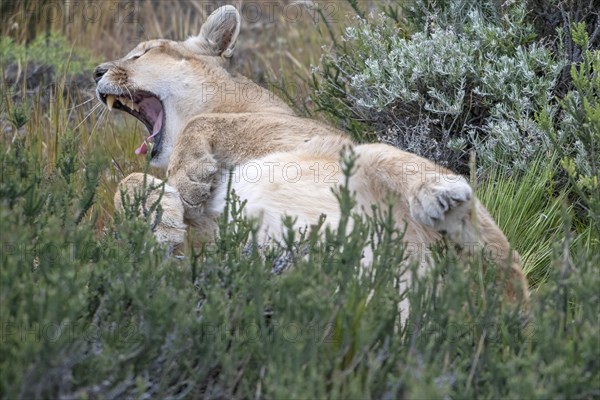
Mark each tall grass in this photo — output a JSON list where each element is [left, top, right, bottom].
[[477, 155, 575, 286]]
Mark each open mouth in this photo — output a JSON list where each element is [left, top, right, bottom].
[[98, 91, 164, 158]]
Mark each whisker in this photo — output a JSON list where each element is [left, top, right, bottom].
[[66, 96, 96, 126], [86, 107, 108, 147], [68, 96, 96, 110], [72, 102, 102, 132], [92, 108, 108, 136], [124, 86, 134, 102], [96, 108, 108, 132]]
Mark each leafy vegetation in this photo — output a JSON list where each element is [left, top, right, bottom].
[[1, 134, 598, 398], [1, 0, 598, 398], [541, 22, 600, 233]]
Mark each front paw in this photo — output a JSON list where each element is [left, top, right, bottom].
[[175, 174, 213, 209], [168, 154, 218, 209], [409, 176, 473, 231]]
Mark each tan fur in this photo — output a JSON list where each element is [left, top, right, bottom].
[[97, 6, 528, 313]]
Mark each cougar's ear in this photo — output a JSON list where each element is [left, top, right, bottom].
[[186, 5, 241, 58]]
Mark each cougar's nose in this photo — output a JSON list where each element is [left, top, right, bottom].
[[93, 65, 109, 84]]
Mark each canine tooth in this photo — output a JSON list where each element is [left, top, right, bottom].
[[106, 95, 115, 110]]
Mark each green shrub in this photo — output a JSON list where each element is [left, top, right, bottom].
[[1, 134, 599, 398], [540, 22, 600, 233]]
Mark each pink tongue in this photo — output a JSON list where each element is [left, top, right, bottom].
[[134, 142, 148, 156], [135, 110, 163, 155]]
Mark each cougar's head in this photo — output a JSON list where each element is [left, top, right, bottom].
[[94, 5, 241, 168]]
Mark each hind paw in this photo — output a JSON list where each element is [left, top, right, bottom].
[[409, 176, 473, 232]]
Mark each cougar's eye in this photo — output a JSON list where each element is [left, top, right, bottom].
[[130, 49, 148, 60], [130, 46, 159, 60]]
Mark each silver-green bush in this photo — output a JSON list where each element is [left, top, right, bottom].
[[314, 4, 566, 174]]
